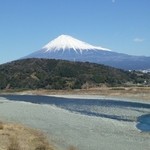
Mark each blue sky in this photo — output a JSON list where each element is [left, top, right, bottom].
[[0, 0, 150, 64]]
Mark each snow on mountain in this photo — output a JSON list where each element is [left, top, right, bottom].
[[24, 34, 150, 70], [42, 34, 111, 53]]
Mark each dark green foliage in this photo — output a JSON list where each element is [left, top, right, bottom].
[[0, 58, 150, 90]]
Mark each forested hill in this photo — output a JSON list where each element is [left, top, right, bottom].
[[0, 58, 149, 90]]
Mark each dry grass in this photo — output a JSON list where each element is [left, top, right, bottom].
[[8, 136, 20, 150], [0, 121, 4, 130], [0, 122, 55, 150], [68, 145, 78, 150], [2, 86, 150, 101], [20, 87, 150, 101]]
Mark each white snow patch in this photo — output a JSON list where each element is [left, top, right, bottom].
[[42, 35, 111, 53]]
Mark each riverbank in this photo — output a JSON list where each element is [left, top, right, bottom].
[[0, 92, 149, 150], [2, 87, 150, 101], [0, 121, 55, 150]]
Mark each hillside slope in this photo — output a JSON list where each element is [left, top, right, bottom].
[[0, 58, 150, 90]]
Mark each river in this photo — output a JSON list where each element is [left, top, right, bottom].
[[0, 94, 149, 150]]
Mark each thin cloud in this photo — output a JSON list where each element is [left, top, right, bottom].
[[133, 38, 144, 42], [112, 0, 116, 3]]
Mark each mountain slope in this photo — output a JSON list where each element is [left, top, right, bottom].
[[25, 35, 150, 70], [1, 58, 149, 90]]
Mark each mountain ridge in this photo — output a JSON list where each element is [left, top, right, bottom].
[[24, 35, 150, 70], [1, 58, 150, 90]]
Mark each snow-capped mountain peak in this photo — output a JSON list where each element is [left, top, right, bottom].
[[24, 34, 150, 70], [42, 34, 110, 53]]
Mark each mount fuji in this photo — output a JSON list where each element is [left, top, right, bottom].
[[25, 35, 150, 70]]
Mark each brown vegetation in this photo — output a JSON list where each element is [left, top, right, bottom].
[[68, 145, 78, 150], [0, 121, 3, 130], [14, 86, 150, 101], [0, 122, 55, 150]]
